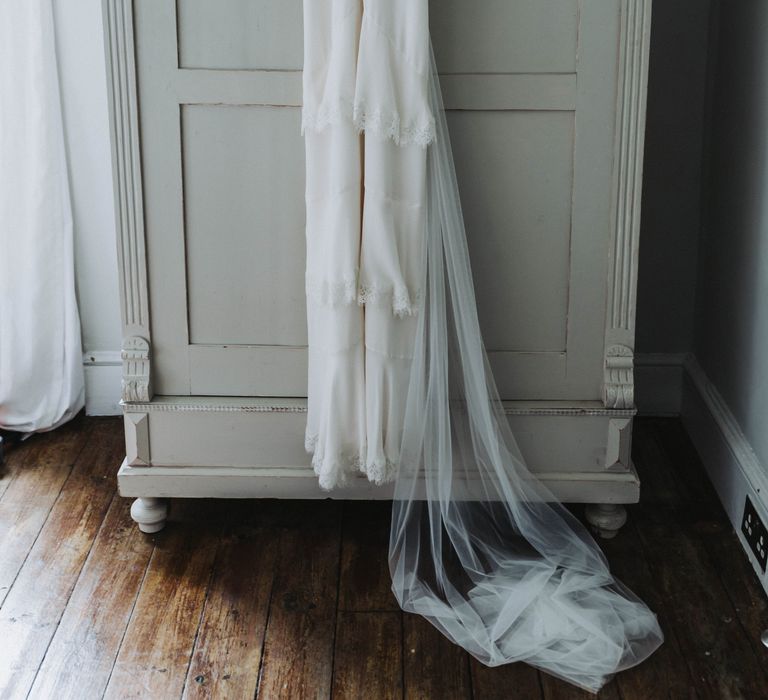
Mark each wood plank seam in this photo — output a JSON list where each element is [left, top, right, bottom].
[[179, 530, 224, 697], [100, 537, 158, 695], [253, 542, 279, 699], [25, 488, 122, 695], [0, 435, 89, 613]]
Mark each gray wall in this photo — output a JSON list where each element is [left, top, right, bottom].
[[636, 0, 714, 354], [693, 1, 768, 468]]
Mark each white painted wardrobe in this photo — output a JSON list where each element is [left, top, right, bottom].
[[103, 0, 653, 535]]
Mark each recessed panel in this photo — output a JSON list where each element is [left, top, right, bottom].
[[431, 0, 579, 74], [182, 104, 307, 347], [448, 110, 574, 352], [177, 0, 303, 70]]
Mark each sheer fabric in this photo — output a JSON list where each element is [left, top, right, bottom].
[[388, 43, 664, 694], [302, 1, 664, 692]]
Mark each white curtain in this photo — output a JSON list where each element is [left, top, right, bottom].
[[0, 0, 85, 434]]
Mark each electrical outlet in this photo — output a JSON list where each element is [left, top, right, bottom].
[[741, 495, 768, 573]]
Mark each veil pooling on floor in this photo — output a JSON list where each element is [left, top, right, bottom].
[[387, 44, 664, 693], [300, 1, 664, 692]]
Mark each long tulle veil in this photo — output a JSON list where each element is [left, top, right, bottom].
[[388, 42, 665, 694]]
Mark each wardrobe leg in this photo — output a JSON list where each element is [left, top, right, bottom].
[[130, 497, 168, 533], [585, 503, 627, 539]]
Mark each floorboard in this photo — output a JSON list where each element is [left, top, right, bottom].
[[332, 611, 402, 699], [28, 495, 154, 700], [338, 500, 399, 613], [0, 415, 765, 700], [470, 659, 542, 700], [0, 418, 121, 698], [256, 500, 342, 700], [403, 614, 472, 699], [182, 500, 279, 700], [102, 499, 225, 700], [0, 414, 90, 609]]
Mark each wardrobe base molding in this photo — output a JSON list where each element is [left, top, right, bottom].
[[119, 396, 640, 534], [117, 459, 640, 504], [119, 397, 636, 473]]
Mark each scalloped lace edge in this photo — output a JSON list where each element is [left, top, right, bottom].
[[305, 275, 359, 306], [306, 276, 421, 318], [352, 101, 435, 148], [301, 100, 436, 148], [305, 432, 398, 491], [357, 284, 421, 318]]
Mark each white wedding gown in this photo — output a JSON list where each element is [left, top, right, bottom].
[[301, 0, 664, 692], [302, 0, 432, 488]]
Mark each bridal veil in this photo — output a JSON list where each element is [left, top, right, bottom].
[[301, 0, 664, 692]]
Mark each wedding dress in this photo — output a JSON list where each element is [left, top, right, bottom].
[[302, 0, 664, 692], [302, 0, 431, 488]]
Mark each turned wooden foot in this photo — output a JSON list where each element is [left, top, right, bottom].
[[585, 503, 627, 539], [130, 497, 168, 533]]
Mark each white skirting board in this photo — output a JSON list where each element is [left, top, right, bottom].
[[638, 351, 768, 595], [82, 351, 123, 416], [680, 354, 768, 596]]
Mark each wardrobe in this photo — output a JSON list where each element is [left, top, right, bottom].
[[103, 0, 653, 535]]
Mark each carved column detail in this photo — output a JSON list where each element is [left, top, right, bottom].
[[122, 336, 151, 402], [103, 0, 153, 375], [603, 344, 634, 410], [602, 0, 652, 410]]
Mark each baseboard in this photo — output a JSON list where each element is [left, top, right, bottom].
[[681, 353, 768, 595], [593, 350, 768, 594], [83, 351, 122, 416]]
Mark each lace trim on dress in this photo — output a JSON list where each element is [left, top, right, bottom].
[[301, 100, 435, 148], [305, 274, 359, 306], [365, 455, 398, 486], [357, 283, 421, 317], [305, 432, 398, 490], [352, 101, 435, 148], [300, 100, 353, 138], [306, 274, 421, 317]]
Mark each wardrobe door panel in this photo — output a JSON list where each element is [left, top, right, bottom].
[[431, 0, 579, 73], [448, 110, 572, 348], [433, 0, 622, 400], [134, 0, 633, 401], [177, 0, 303, 70], [135, 0, 306, 396], [182, 105, 306, 348]]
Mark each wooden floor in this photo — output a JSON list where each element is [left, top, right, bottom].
[[0, 414, 766, 699]]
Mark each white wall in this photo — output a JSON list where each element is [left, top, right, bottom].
[[53, 0, 123, 414]]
